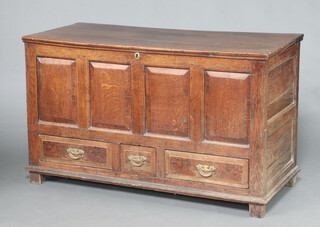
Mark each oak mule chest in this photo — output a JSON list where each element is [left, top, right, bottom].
[[23, 23, 303, 218]]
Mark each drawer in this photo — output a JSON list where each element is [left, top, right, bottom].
[[165, 150, 249, 188], [39, 135, 114, 169], [120, 145, 156, 177]]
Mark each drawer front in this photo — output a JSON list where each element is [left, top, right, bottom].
[[120, 145, 156, 176], [39, 135, 114, 169], [165, 150, 249, 188]]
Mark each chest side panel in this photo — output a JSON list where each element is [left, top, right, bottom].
[[265, 44, 300, 191]]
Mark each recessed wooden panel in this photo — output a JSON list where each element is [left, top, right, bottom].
[[268, 59, 294, 103], [165, 150, 249, 188], [267, 58, 295, 119], [267, 85, 294, 119], [266, 106, 295, 185], [120, 145, 156, 177], [90, 62, 131, 131], [37, 57, 77, 124], [205, 71, 250, 144], [39, 135, 114, 169], [266, 119, 293, 180], [145, 67, 190, 137]]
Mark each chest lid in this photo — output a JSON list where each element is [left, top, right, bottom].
[[22, 22, 303, 60]]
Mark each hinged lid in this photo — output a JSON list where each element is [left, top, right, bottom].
[[22, 23, 303, 60]]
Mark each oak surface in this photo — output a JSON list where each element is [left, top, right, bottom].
[[39, 135, 114, 170], [204, 71, 251, 144], [90, 62, 132, 131], [145, 67, 190, 138], [120, 145, 157, 177], [23, 23, 303, 218], [37, 57, 77, 125], [22, 23, 303, 59], [165, 150, 249, 188]]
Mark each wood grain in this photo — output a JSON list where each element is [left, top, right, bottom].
[[189, 66, 204, 143], [120, 145, 157, 177], [205, 71, 251, 144], [267, 85, 294, 119], [248, 61, 267, 198], [249, 204, 266, 218], [22, 23, 303, 59], [25, 43, 39, 165], [37, 161, 250, 195], [25, 165, 263, 204], [131, 60, 145, 134], [165, 150, 249, 188], [37, 123, 249, 158], [265, 43, 300, 192], [77, 59, 90, 128], [90, 62, 132, 131], [23, 23, 303, 218], [39, 135, 114, 170], [266, 105, 296, 191], [37, 57, 77, 124], [268, 58, 294, 103], [266, 118, 293, 180], [29, 172, 46, 184], [145, 67, 190, 138]]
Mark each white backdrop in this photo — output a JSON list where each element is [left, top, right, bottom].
[[0, 0, 319, 226]]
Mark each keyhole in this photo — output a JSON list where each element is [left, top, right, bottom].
[[134, 52, 140, 60]]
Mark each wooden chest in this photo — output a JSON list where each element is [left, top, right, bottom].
[[22, 23, 303, 218]]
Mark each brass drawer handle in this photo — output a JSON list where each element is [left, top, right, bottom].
[[196, 164, 216, 177], [67, 148, 84, 160], [128, 155, 147, 167]]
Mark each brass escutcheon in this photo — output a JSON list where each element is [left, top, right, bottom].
[[134, 52, 140, 60], [128, 155, 147, 167], [196, 164, 216, 177], [67, 148, 84, 160]]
